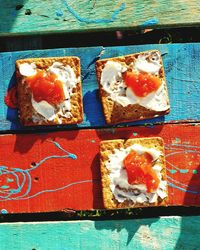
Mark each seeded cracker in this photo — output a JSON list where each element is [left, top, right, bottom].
[[96, 50, 170, 124], [16, 57, 83, 126], [100, 137, 168, 209]]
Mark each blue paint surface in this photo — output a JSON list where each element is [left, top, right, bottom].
[[168, 182, 200, 194], [0, 43, 200, 132], [179, 169, 189, 174], [141, 18, 159, 27], [55, 10, 64, 17], [0, 217, 200, 250], [0, 141, 80, 201], [167, 175, 198, 190], [169, 169, 177, 174], [6, 178, 14, 183], [1, 209, 8, 214], [166, 143, 200, 194], [61, 0, 126, 24], [11, 10, 17, 17]]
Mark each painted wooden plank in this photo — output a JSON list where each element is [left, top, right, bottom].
[[0, 216, 200, 250], [1, 43, 200, 132], [0, 123, 199, 214], [1, 1, 200, 36]]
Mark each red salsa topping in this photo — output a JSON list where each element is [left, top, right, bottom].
[[123, 150, 160, 193], [124, 71, 161, 97], [4, 86, 18, 109], [26, 71, 65, 105]]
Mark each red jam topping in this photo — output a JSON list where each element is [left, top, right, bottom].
[[124, 71, 161, 97], [123, 150, 160, 193], [4, 86, 18, 109], [26, 71, 65, 105]]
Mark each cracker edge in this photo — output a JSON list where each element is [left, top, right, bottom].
[[16, 56, 84, 126], [95, 50, 170, 124], [100, 137, 168, 209]]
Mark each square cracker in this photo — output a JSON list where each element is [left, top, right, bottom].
[[16, 57, 83, 126], [96, 50, 170, 124], [100, 137, 168, 209]]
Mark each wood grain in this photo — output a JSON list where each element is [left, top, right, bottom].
[[0, 217, 200, 250], [1, 43, 200, 132], [0, 123, 199, 213], [1, 1, 200, 36]]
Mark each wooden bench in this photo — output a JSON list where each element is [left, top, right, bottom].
[[0, 1, 200, 249]]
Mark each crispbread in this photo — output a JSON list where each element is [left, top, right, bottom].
[[100, 137, 168, 209], [96, 50, 170, 124], [16, 57, 83, 126]]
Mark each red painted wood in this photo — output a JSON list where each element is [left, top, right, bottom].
[[0, 124, 199, 213]]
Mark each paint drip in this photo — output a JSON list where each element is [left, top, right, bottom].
[[4, 86, 18, 109], [1, 209, 8, 214], [0, 141, 78, 201], [141, 18, 159, 27], [61, 0, 126, 24]]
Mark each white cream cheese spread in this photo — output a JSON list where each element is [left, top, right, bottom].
[[100, 51, 169, 112], [31, 98, 56, 121], [134, 52, 161, 75], [105, 144, 167, 204], [19, 63, 37, 77], [100, 61, 127, 94], [19, 62, 79, 122]]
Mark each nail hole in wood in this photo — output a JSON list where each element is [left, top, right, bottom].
[[34, 177, 39, 182]]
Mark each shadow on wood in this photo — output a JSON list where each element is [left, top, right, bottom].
[[176, 163, 200, 249], [94, 217, 158, 246], [0, 1, 27, 33]]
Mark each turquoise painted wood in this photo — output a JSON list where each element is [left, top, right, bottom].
[[0, 43, 200, 131], [1, 1, 200, 36], [0, 216, 199, 250]]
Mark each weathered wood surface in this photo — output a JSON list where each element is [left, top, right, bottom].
[[0, 216, 200, 250], [1, 1, 200, 36], [0, 123, 199, 214], [1, 43, 200, 132]]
